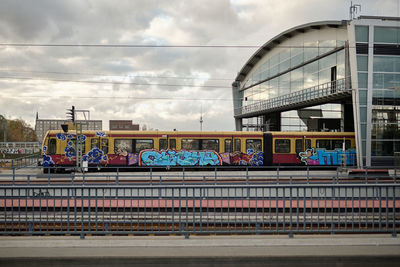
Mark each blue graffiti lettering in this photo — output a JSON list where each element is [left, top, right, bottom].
[[300, 148, 356, 166], [140, 150, 221, 166]]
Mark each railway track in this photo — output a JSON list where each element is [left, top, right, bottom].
[[1, 182, 398, 236], [1, 204, 398, 235]]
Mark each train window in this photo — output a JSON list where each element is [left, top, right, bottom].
[[202, 139, 219, 152], [159, 139, 167, 150], [295, 139, 311, 154], [332, 140, 343, 149], [345, 140, 351, 149], [114, 139, 132, 154], [101, 139, 109, 154], [169, 139, 176, 150], [234, 139, 241, 152], [305, 139, 311, 149], [181, 139, 200, 150], [91, 139, 99, 149], [48, 139, 56, 155], [246, 139, 262, 153], [295, 139, 303, 155], [275, 139, 290, 153], [317, 140, 330, 150], [135, 139, 154, 153], [333, 140, 352, 149], [70, 139, 86, 154], [224, 139, 232, 153], [317, 140, 351, 150]]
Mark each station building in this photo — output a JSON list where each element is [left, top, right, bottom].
[[109, 120, 140, 131], [35, 117, 102, 144], [232, 16, 400, 167]]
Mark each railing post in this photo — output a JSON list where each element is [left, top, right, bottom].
[[246, 166, 249, 184], [277, 166, 279, 184], [393, 186, 397, 238], [150, 167, 153, 181], [11, 159, 14, 178], [288, 186, 293, 238]]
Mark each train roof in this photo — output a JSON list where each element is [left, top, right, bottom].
[[44, 130, 354, 137]]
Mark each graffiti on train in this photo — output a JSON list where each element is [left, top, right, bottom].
[[299, 148, 356, 165], [220, 151, 264, 166], [140, 149, 222, 166], [83, 148, 108, 164]]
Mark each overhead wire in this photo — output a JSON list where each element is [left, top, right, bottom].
[[0, 69, 233, 81], [0, 94, 233, 101], [0, 43, 385, 49], [0, 75, 231, 89]]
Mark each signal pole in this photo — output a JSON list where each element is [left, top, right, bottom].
[[66, 105, 83, 172]]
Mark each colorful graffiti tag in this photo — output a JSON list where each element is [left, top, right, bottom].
[[44, 134, 265, 167], [220, 151, 264, 166], [83, 148, 108, 164], [299, 148, 356, 166], [42, 145, 55, 167], [139, 150, 263, 167], [140, 150, 222, 166]]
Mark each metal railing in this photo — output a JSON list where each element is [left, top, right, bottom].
[[2, 165, 400, 185], [2, 165, 399, 185], [11, 154, 41, 170], [0, 142, 41, 154], [235, 78, 352, 117], [0, 183, 398, 237]]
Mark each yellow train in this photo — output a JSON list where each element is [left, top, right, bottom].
[[41, 130, 356, 168]]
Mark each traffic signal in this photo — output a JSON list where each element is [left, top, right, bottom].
[[66, 106, 75, 122], [61, 124, 68, 133]]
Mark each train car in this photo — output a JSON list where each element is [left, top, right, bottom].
[[41, 130, 356, 170], [267, 131, 356, 166]]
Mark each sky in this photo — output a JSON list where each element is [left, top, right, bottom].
[[0, 0, 399, 131]]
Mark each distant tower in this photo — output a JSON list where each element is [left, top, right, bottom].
[[200, 105, 203, 131]]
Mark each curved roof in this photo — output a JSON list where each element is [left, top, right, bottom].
[[233, 20, 348, 84]]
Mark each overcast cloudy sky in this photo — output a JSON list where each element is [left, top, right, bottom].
[[0, 0, 398, 131]]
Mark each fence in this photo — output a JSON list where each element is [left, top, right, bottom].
[[0, 142, 40, 155], [2, 165, 399, 185], [0, 183, 398, 237]]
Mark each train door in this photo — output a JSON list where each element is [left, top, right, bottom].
[[91, 137, 109, 154], [234, 138, 241, 152], [159, 138, 167, 150], [263, 133, 273, 166], [295, 138, 311, 163], [48, 138, 57, 155], [224, 139, 232, 153]]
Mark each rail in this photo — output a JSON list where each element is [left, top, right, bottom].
[[11, 154, 41, 170], [234, 77, 352, 117], [2, 165, 399, 185], [0, 183, 398, 238]]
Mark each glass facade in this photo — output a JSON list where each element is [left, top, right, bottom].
[[372, 27, 400, 160], [234, 18, 400, 166], [241, 41, 345, 108], [281, 104, 343, 132], [354, 23, 400, 165]]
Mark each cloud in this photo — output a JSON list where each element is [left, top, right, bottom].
[[0, 0, 398, 131]]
